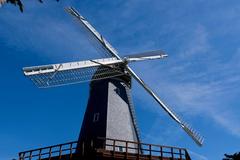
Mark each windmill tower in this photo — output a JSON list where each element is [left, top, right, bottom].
[[77, 67, 140, 153], [19, 7, 203, 160]]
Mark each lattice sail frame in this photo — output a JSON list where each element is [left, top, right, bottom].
[[23, 52, 167, 88], [23, 57, 125, 88]]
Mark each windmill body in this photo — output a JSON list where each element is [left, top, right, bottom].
[[19, 7, 204, 160], [78, 71, 140, 153]]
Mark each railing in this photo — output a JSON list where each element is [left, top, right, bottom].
[[19, 137, 191, 160], [100, 138, 191, 160], [19, 141, 77, 160]]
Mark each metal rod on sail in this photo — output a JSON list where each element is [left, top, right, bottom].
[[23, 57, 122, 76]]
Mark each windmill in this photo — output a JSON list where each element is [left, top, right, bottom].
[[20, 7, 203, 160]]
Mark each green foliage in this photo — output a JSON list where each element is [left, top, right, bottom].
[[2, 0, 59, 12], [223, 152, 240, 160]]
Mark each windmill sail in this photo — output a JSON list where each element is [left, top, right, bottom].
[[22, 53, 167, 88], [66, 7, 121, 59], [66, 7, 204, 146], [126, 67, 204, 146], [23, 57, 125, 88]]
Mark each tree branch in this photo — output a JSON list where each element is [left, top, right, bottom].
[[0, 0, 59, 12]]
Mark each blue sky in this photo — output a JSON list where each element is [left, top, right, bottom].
[[0, 0, 240, 159]]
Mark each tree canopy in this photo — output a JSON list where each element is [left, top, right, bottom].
[[223, 152, 240, 160], [0, 0, 59, 12]]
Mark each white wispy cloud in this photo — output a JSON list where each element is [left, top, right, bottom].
[[188, 150, 208, 160], [17, 0, 240, 146], [132, 23, 240, 140], [1, 1, 239, 159], [180, 25, 210, 58], [93, 1, 240, 145]]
